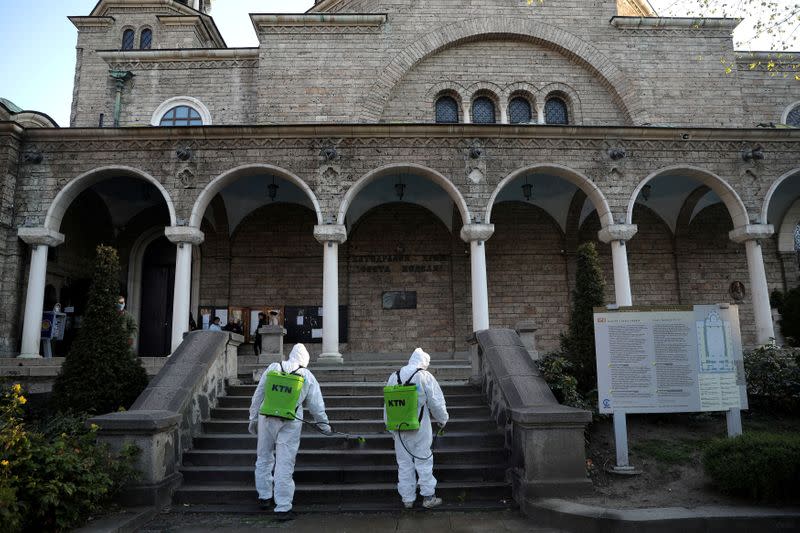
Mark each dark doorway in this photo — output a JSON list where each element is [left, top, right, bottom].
[[139, 236, 175, 356]]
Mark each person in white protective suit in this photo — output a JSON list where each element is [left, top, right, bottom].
[[248, 343, 330, 520], [385, 348, 449, 509]]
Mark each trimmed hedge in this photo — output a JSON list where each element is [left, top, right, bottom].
[[703, 432, 800, 502]]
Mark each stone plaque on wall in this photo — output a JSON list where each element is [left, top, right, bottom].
[[382, 291, 417, 310]]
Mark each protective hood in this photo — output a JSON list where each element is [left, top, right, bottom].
[[407, 347, 430, 370], [287, 343, 310, 368]]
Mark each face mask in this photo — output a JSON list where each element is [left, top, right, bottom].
[[117, 303, 125, 311]]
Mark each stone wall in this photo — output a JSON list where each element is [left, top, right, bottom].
[[0, 127, 23, 356], [68, 0, 799, 129]]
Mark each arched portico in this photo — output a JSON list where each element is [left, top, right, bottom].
[[337, 163, 470, 227], [628, 166, 773, 344], [626, 166, 749, 228], [44, 165, 176, 232], [190, 164, 323, 229], [20, 166, 176, 358], [486, 164, 613, 227]]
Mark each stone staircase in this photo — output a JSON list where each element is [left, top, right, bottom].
[[173, 353, 513, 509]]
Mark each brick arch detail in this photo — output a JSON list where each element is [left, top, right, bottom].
[[362, 16, 643, 125]]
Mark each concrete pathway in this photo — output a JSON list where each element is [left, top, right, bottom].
[[138, 509, 563, 532]]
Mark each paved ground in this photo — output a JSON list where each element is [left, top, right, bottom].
[[138, 509, 563, 532]]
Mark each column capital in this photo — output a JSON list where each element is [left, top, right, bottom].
[[597, 224, 638, 244], [18, 227, 65, 247], [165, 226, 204, 246], [313, 224, 347, 245], [460, 223, 495, 243], [729, 224, 774, 244]]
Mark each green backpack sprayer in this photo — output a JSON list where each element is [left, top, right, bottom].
[[258, 362, 366, 446], [384, 368, 444, 460]]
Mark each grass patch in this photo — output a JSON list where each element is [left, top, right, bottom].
[[632, 438, 708, 465]]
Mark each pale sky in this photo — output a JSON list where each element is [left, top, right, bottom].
[[0, 0, 790, 127]]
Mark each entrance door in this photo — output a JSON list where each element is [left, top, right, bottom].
[[139, 236, 175, 356]]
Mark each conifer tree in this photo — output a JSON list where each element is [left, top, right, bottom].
[[53, 245, 148, 414], [560, 241, 606, 393]]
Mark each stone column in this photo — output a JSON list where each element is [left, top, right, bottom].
[[165, 226, 204, 353], [17, 228, 65, 358], [314, 224, 347, 364], [598, 224, 638, 307], [730, 224, 776, 345], [461, 224, 495, 332]]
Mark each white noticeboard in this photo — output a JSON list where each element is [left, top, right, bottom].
[[594, 304, 748, 415]]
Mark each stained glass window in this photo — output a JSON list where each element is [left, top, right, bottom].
[[787, 105, 800, 127], [472, 97, 496, 124], [159, 106, 203, 126], [435, 96, 459, 124], [509, 97, 532, 124], [545, 97, 569, 125], [122, 29, 135, 51], [794, 223, 800, 250], [140, 29, 152, 50]]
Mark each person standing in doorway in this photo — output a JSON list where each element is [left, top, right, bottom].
[[253, 312, 267, 355]]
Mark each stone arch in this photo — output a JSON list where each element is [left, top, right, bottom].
[[362, 16, 643, 124], [190, 164, 323, 228], [486, 164, 613, 228], [337, 163, 471, 226], [44, 165, 176, 232], [627, 166, 749, 229], [760, 167, 800, 225]]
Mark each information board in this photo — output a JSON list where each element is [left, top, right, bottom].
[[283, 305, 348, 344], [594, 304, 747, 415]]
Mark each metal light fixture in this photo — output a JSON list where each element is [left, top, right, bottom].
[[267, 176, 279, 201], [395, 176, 406, 201], [641, 184, 652, 201], [521, 178, 533, 202]]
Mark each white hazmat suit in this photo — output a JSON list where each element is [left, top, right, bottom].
[[385, 348, 449, 505], [248, 344, 330, 512]]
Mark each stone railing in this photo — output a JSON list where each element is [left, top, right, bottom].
[[470, 329, 592, 511], [89, 330, 242, 506]]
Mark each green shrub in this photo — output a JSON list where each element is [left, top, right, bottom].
[[744, 344, 800, 412], [536, 353, 592, 410], [53, 245, 147, 415], [0, 384, 139, 532], [703, 432, 800, 502], [560, 241, 606, 393]]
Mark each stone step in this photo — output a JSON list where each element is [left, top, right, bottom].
[[217, 393, 487, 409], [208, 405, 490, 420], [243, 366, 473, 382], [191, 431, 504, 450], [179, 463, 508, 485], [182, 447, 508, 467], [172, 481, 512, 505], [226, 382, 476, 397], [202, 418, 498, 434]]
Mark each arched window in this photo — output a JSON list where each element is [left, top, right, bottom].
[[545, 96, 569, 125], [471, 96, 496, 124], [121, 29, 135, 51], [159, 106, 203, 126], [508, 97, 532, 124], [140, 28, 152, 50], [435, 96, 459, 124], [787, 105, 800, 127]]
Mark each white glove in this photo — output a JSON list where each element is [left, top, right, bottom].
[[317, 423, 332, 435], [248, 420, 258, 435]]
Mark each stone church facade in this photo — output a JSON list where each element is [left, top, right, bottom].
[[1, 0, 799, 361]]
